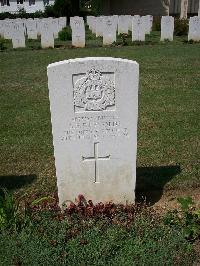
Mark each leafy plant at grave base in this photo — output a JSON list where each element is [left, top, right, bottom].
[[119, 33, 129, 46], [58, 26, 72, 41], [0, 188, 20, 231], [0, 37, 6, 51], [0, 193, 196, 265], [163, 196, 200, 241], [174, 19, 189, 36]]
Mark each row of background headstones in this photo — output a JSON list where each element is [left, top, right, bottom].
[[68, 15, 200, 47], [0, 15, 200, 49], [0, 17, 66, 48]]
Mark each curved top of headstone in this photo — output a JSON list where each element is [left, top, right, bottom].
[[47, 57, 138, 69]]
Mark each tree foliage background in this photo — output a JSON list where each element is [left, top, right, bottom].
[[49, 0, 104, 18]]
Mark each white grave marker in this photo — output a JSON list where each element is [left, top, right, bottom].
[[40, 20, 54, 48], [160, 16, 174, 41], [26, 18, 37, 39], [47, 57, 139, 207], [103, 17, 116, 45], [188, 16, 200, 41], [70, 17, 85, 48], [96, 16, 104, 37], [142, 15, 152, 35], [3, 20, 13, 39], [52, 18, 60, 39], [118, 15, 129, 34], [11, 22, 25, 48], [59, 17, 66, 31], [132, 16, 146, 41]]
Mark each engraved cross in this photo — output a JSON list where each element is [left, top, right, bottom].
[[82, 142, 110, 183]]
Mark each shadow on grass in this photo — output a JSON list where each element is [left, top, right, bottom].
[[136, 165, 181, 205], [0, 175, 36, 191]]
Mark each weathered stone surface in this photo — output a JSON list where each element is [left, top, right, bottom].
[[70, 17, 85, 48], [51, 18, 60, 39], [40, 20, 54, 48], [26, 18, 37, 39], [188, 16, 200, 41], [142, 15, 153, 34], [96, 16, 104, 37], [103, 17, 116, 45], [3, 19, 13, 39], [11, 22, 25, 48], [132, 16, 146, 41], [160, 16, 174, 41], [47, 57, 139, 207], [118, 15, 129, 34], [59, 17, 66, 31]]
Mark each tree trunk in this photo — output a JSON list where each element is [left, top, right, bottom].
[[162, 0, 171, 16], [180, 0, 188, 19], [71, 0, 80, 16]]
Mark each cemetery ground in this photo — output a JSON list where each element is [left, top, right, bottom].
[[0, 31, 200, 264]]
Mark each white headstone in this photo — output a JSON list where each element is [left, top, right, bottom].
[[52, 18, 60, 39], [188, 16, 200, 41], [160, 16, 174, 41], [96, 16, 104, 37], [40, 20, 54, 48], [103, 17, 116, 45], [47, 57, 139, 207], [3, 20, 13, 39], [118, 15, 129, 35], [11, 22, 25, 48], [127, 15, 133, 31], [87, 16, 96, 34], [132, 16, 146, 41], [142, 15, 153, 35], [34, 18, 42, 37], [59, 17, 66, 30], [113, 15, 119, 31], [87, 16, 93, 29], [70, 17, 85, 48], [0, 20, 5, 38], [26, 18, 37, 39]]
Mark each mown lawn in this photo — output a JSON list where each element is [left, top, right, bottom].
[[0, 32, 199, 198], [0, 31, 200, 265]]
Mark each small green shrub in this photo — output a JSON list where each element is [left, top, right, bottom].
[[164, 197, 200, 241], [58, 26, 72, 41], [0, 188, 31, 231], [0, 188, 20, 230], [44, 4, 56, 18], [0, 37, 6, 51], [174, 19, 189, 36], [119, 33, 129, 46], [0, 196, 196, 265]]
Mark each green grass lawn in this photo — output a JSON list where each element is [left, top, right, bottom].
[[0, 31, 200, 265], [0, 31, 199, 198]]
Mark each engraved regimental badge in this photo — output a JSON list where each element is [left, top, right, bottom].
[[74, 69, 115, 112]]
